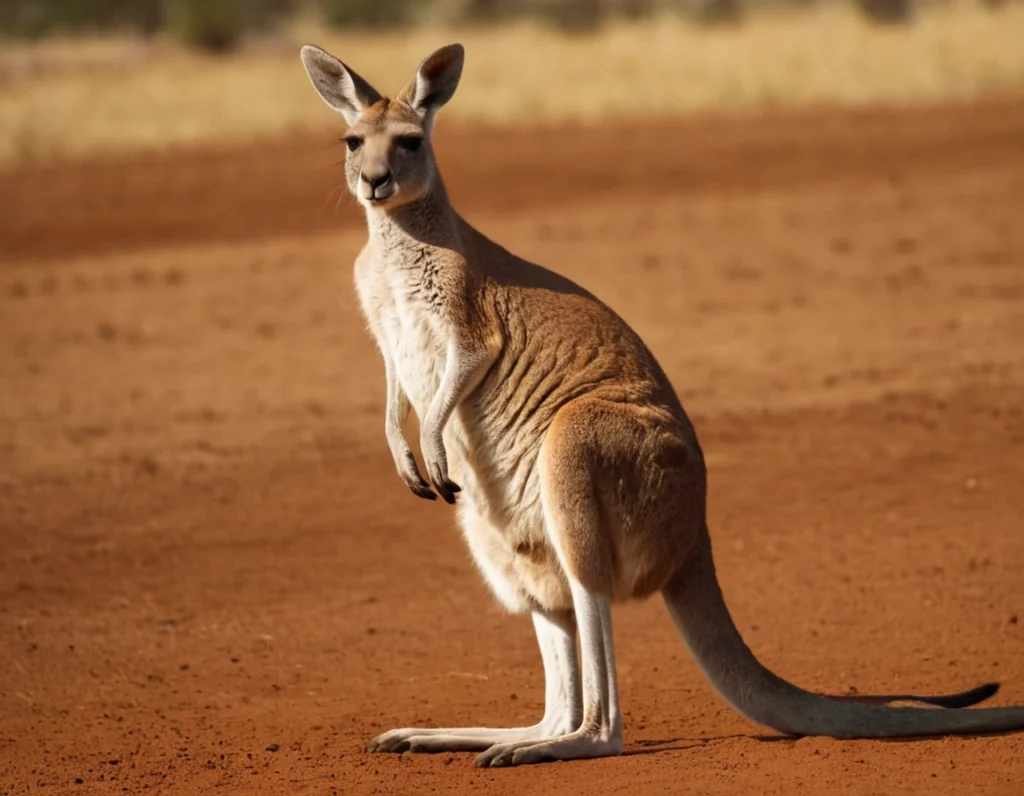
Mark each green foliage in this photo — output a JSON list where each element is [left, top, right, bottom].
[[0, 0, 292, 46], [319, 0, 421, 29], [436, 0, 743, 31], [0, 0, 949, 44], [854, 0, 916, 24], [0, 0, 161, 38], [692, 0, 745, 24], [427, 0, 511, 24], [427, 0, 607, 30], [532, 0, 605, 31], [163, 0, 246, 52]]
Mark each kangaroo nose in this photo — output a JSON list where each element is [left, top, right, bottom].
[[362, 170, 392, 190]]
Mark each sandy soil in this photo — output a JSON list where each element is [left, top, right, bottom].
[[2, 100, 1023, 795]]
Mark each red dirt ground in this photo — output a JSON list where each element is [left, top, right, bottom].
[[2, 100, 1023, 795]]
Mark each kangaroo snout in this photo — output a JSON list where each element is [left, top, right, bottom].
[[360, 169, 394, 201]]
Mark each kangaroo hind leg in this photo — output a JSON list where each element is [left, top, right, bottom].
[[368, 608, 580, 754], [476, 402, 624, 767]]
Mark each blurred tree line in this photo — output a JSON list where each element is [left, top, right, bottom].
[[0, 0, 1013, 50]]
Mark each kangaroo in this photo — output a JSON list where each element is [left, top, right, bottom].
[[299, 43, 1024, 767]]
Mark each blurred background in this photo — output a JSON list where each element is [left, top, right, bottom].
[[3, 2, 1024, 794], [2, 0, 1023, 162]]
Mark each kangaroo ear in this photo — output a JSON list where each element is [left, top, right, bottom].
[[300, 44, 382, 126], [397, 44, 465, 130]]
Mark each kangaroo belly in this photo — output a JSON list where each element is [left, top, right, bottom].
[[444, 400, 571, 613], [456, 491, 572, 615]]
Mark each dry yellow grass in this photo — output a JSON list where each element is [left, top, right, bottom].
[[2, 4, 1023, 164]]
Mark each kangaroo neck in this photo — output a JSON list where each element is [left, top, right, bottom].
[[365, 178, 466, 265]]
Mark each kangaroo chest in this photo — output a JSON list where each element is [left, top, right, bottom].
[[354, 250, 447, 423], [353, 245, 567, 613]]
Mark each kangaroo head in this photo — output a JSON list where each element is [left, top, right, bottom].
[[300, 43, 464, 211]]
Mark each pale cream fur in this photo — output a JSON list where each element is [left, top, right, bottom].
[[299, 43, 1024, 768]]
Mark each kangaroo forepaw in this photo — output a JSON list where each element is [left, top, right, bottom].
[[406, 476, 438, 501], [396, 450, 437, 500], [427, 461, 461, 504]]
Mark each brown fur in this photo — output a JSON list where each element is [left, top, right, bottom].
[[299, 41, 1024, 768]]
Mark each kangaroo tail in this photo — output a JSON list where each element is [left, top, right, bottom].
[[663, 528, 1024, 738], [822, 681, 998, 709]]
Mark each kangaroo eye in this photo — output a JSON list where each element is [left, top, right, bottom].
[[345, 136, 363, 153], [396, 136, 422, 153]]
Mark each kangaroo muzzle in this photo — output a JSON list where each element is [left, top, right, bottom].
[[360, 168, 394, 202]]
